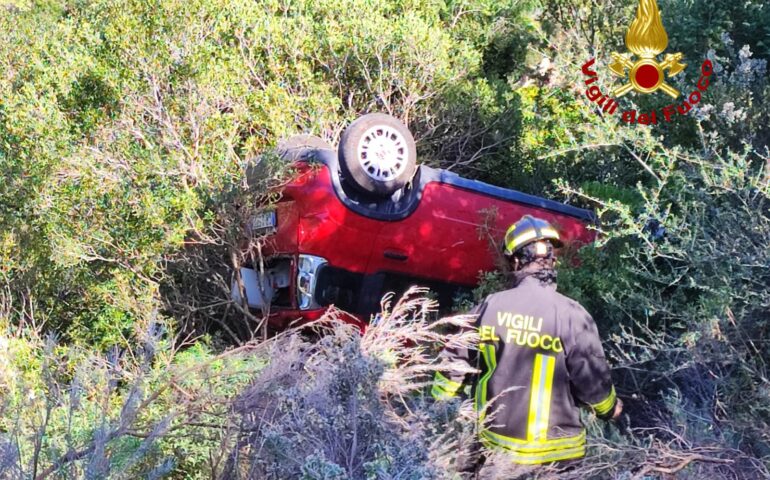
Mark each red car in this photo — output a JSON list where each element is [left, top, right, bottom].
[[233, 114, 596, 328]]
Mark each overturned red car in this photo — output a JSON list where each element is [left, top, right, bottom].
[[232, 114, 596, 328]]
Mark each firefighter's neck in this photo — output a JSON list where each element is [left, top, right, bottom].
[[512, 262, 557, 289]]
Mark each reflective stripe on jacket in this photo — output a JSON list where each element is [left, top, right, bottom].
[[433, 275, 617, 464]]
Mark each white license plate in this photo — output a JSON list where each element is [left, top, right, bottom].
[[250, 211, 277, 235]]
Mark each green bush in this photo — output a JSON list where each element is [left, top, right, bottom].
[[0, 320, 267, 479], [2, 0, 770, 478], [0, 0, 527, 345]]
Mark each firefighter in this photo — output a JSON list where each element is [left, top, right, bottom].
[[432, 215, 622, 477]]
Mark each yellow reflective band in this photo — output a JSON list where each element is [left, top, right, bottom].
[[526, 354, 544, 441], [480, 437, 586, 465], [591, 386, 617, 416], [506, 227, 560, 253], [431, 372, 463, 400], [541, 227, 559, 239], [507, 229, 536, 253], [433, 372, 462, 392], [537, 355, 556, 441], [431, 385, 454, 400], [475, 344, 497, 423], [480, 429, 585, 453], [527, 354, 556, 441]]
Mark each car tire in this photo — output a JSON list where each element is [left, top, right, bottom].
[[277, 134, 333, 161], [338, 113, 417, 197]]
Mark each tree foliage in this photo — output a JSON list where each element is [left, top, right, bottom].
[[1, 0, 769, 478]]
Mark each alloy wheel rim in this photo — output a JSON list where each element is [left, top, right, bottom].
[[356, 125, 409, 182]]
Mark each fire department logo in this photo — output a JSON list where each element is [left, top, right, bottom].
[[578, 0, 714, 124], [609, 0, 685, 98]]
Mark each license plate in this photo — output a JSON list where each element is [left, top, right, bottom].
[[250, 211, 277, 235]]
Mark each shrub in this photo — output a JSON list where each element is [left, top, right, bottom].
[[0, 0, 524, 345], [221, 290, 478, 479], [0, 317, 266, 479], [1, 289, 478, 479]]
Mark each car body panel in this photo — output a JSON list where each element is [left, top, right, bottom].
[[239, 149, 597, 328]]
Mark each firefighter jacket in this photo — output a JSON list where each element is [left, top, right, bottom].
[[432, 275, 617, 464]]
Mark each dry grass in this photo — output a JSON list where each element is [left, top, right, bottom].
[[220, 287, 479, 479]]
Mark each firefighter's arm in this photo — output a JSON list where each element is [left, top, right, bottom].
[[565, 308, 619, 419], [431, 348, 470, 401], [431, 302, 484, 401]]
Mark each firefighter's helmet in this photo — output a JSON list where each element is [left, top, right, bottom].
[[503, 215, 562, 256]]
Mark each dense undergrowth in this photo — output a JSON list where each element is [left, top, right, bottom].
[[1, 0, 769, 478]]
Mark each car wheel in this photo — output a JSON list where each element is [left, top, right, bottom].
[[277, 134, 333, 161], [338, 113, 417, 197]]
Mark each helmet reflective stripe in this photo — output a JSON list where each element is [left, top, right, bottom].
[[506, 227, 560, 254], [504, 216, 562, 255], [506, 229, 536, 254]]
